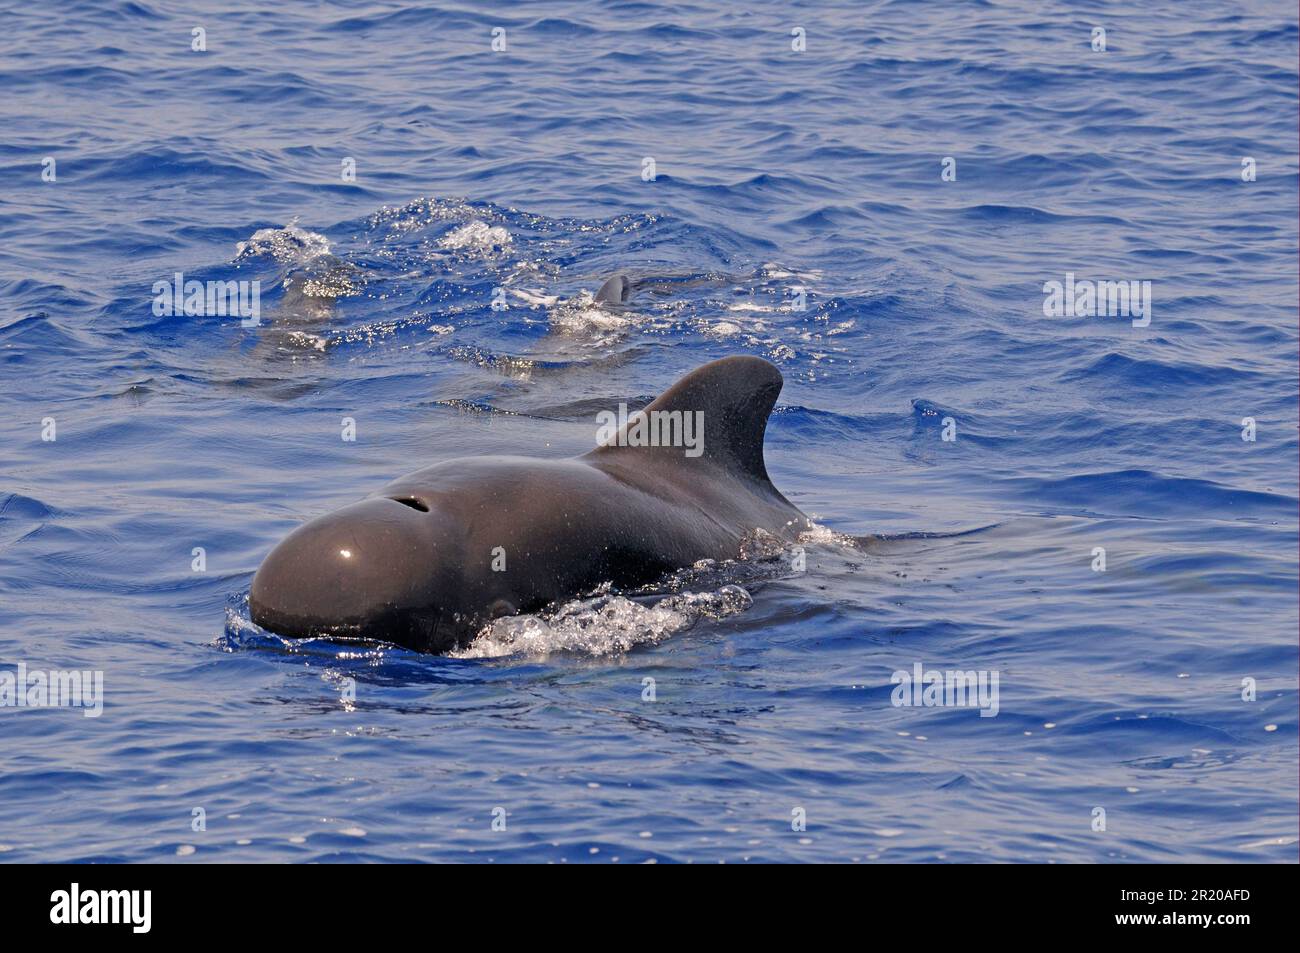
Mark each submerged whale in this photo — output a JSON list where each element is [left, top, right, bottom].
[[249, 356, 810, 653]]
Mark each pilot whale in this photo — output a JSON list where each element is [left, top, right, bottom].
[[249, 356, 810, 653], [594, 273, 633, 304]]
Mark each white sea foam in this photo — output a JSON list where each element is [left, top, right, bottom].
[[451, 586, 755, 659], [439, 220, 511, 252], [510, 287, 560, 308], [761, 262, 823, 281], [540, 290, 653, 348], [284, 330, 328, 351], [235, 222, 331, 266]]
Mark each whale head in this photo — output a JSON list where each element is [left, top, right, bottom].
[[249, 495, 466, 653]]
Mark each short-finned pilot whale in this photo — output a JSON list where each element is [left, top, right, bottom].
[[249, 356, 810, 653], [594, 273, 633, 304]]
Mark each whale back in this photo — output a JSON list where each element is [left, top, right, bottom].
[[585, 355, 785, 491]]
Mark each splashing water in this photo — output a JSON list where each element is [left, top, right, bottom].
[[438, 220, 512, 253], [453, 586, 756, 659], [234, 222, 332, 266]]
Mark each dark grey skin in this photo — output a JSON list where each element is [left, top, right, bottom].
[[594, 273, 633, 304], [249, 356, 810, 653]]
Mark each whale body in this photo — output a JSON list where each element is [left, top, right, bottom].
[[249, 356, 809, 653]]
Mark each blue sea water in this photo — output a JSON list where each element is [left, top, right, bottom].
[[0, 0, 1297, 863]]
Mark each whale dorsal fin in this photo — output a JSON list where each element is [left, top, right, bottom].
[[587, 356, 783, 486], [594, 274, 631, 304]]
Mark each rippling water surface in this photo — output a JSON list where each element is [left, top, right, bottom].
[[1, 0, 1297, 862]]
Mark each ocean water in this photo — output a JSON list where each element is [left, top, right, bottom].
[[1, 0, 1296, 863]]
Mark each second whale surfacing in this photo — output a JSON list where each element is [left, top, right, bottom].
[[249, 356, 812, 653]]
